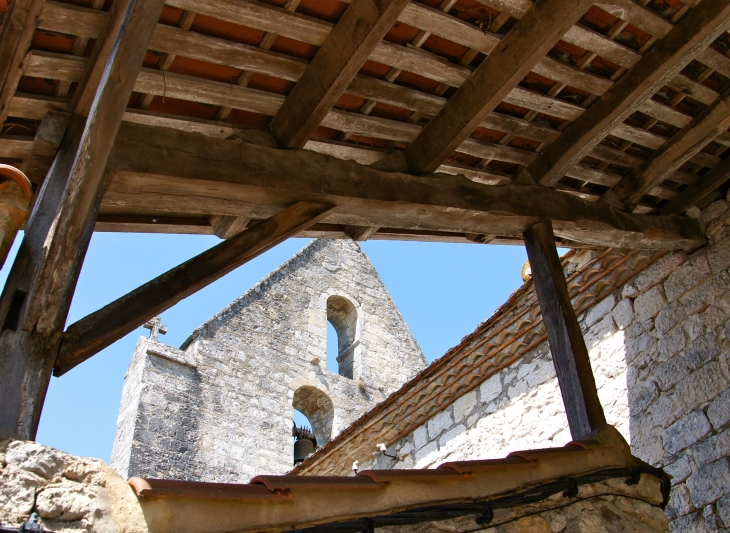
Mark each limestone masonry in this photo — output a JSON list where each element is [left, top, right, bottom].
[[332, 199, 730, 533], [111, 239, 427, 483]]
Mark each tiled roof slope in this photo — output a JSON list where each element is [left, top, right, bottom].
[[292, 247, 663, 476]]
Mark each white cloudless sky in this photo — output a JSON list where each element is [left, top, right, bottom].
[[1, 232, 529, 462]]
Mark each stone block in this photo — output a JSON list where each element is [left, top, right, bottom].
[[670, 511, 705, 533], [704, 505, 725, 533], [687, 458, 730, 508], [691, 429, 730, 468], [585, 293, 617, 327], [654, 356, 690, 392], [629, 380, 659, 413], [665, 455, 692, 484], [427, 409, 454, 440], [667, 483, 694, 520], [685, 332, 721, 371], [35, 486, 91, 521], [633, 252, 687, 294], [656, 301, 686, 335], [612, 298, 634, 330], [718, 495, 730, 528], [664, 410, 712, 455], [452, 390, 477, 422], [665, 256, 712, 303], [634, 286, 667, 322], [480, 373, 502, 404], [699, 200, 729, 232], [710, 237, 730, 274], [676, 361, 730, 413], [709, 388, 730, 431], [5, 442, 68, 480], [658, 328, 687, 362], [682, 272, 730, 317]]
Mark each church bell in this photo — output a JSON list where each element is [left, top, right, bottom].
[[294, 438, 316, 464]]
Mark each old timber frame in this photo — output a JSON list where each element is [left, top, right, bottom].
[[0, 0, 729, 442]]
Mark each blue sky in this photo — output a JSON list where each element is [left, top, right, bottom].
[[1, 232, 528, 461]]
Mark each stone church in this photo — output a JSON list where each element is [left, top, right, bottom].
[[110, 239, 427, 482]]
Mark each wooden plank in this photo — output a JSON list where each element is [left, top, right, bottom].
[[612, 87, 730, 205], [380, 0, 594, 175], [660, 155, 730, 215], [523, 220, 606, 439], [269, 0, 410, 148], [0, 0, 165, 438], [102, 121, 706, 250], [529, 0, 730, 187], [55, 202, 333, 375], [39, 0, 612, 99], [0, 0, 46, 124], [0, 137, 33, 159]]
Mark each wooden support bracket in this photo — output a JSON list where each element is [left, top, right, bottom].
[[55, 201, 334, 375]]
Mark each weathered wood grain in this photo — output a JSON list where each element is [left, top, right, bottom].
[[523, 220, 606, 439], [0, 0, 165, 437], [613, 87, 730, 205], [101, 121, 706, 250], [270, 0, 410, 148], [529, 0, 730, 187], [383, 0, 594, 175], [0, 0, 46, 124], [659, 154, 730, 215]]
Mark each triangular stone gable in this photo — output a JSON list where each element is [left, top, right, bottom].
[[112, 239, 426, 483]]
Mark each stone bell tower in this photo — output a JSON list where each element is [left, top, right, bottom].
[[112, 238, 427, 483]]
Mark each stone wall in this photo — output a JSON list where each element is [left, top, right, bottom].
[[364, 200, 730, 533], [111, 239, 426, 484], [0, 437, 144, 533]]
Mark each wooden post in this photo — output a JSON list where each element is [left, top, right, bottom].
[[0, 0, 166, 439], [523, 221, 606, 440]]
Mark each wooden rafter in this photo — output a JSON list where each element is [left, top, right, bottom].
[[528, 0, 730, 188], [660, 155, 730, 215], [0, 0, 46, 125], [269, 0, 410, 149], [55, 201, 333, 376], [610, 87, 730, 207], [373, 0, 593, 175]]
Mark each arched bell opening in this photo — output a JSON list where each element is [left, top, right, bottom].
[[292, 386, 334, 450], [326, 295, 358, 379]]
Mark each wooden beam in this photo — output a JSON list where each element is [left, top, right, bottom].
[[343, 225, 379, 241], [611, 87, 730, 207], [0, 0, 46, 124], [210, 214, 250, 239], [529, 0, 730, 187], [55, 202, 333, 376], [523, 220, 606, 439], [374, 0, 593, 175], [0, 0, 166, 439], [103, 121, 706, 251], [660, 155, 730, 215], [269, 0, 409, 148]]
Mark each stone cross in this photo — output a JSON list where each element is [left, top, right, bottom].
[[143, 316, 168, 341]]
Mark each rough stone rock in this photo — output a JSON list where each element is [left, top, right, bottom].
[[708, 388, 730, 431], [634, 286, 667, 322], [611, 298, 634, 330], [5, 441, 69, 479], [35, 485, 92, 521], [664, 411, 712, 455], [664, 256, 712, 303], [687, 458, 730, 509]]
